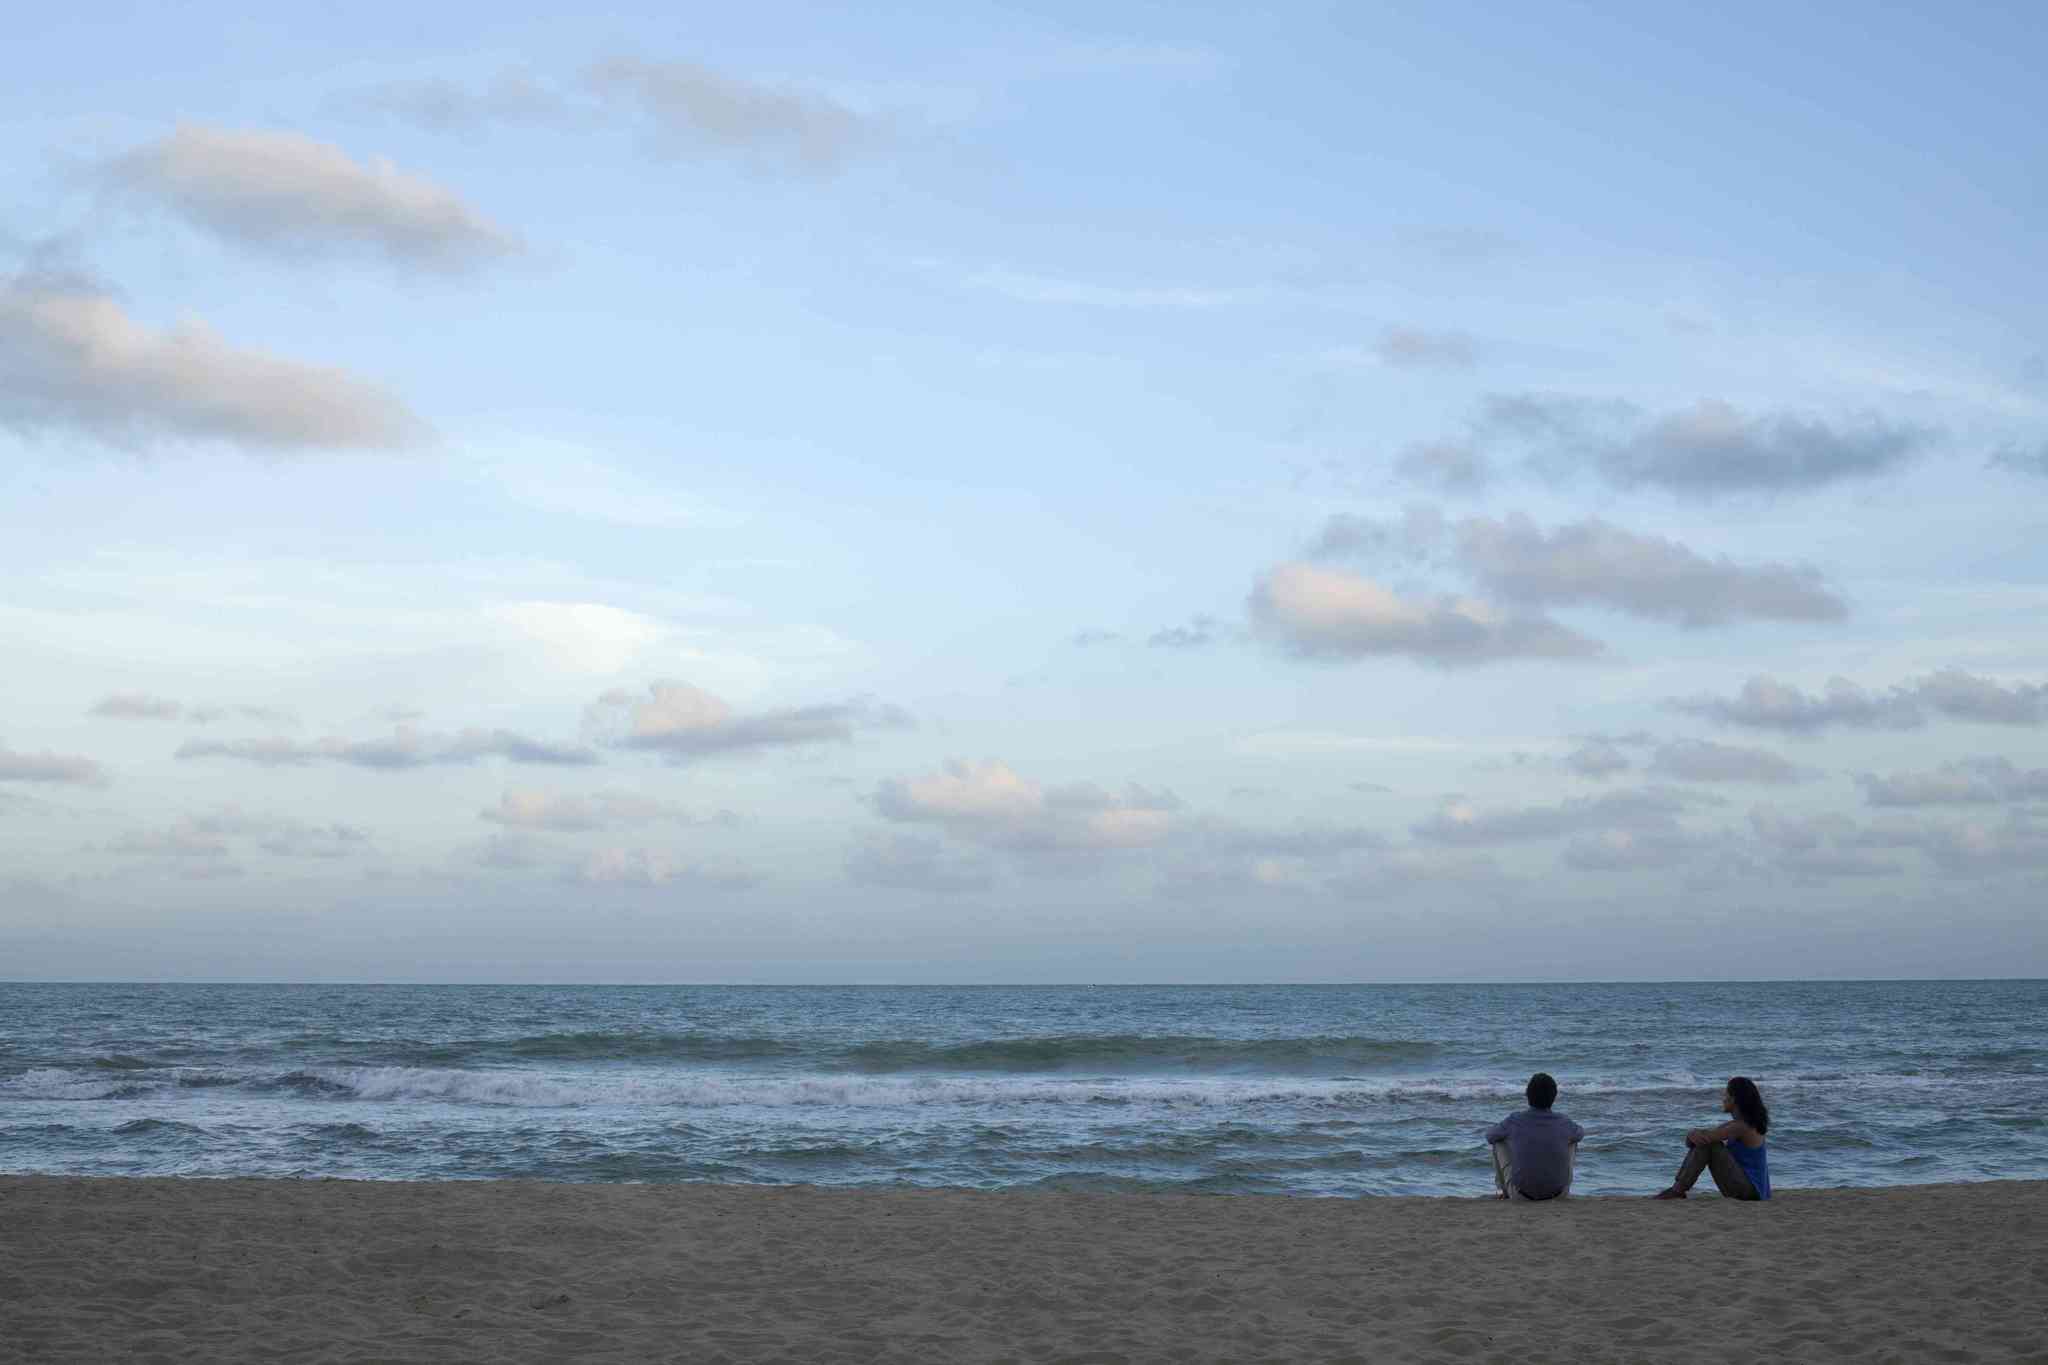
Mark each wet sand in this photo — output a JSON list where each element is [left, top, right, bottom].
[[2, 1176, 2044, 1363]]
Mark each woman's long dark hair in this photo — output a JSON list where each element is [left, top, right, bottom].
[[1727, 1076, 1770, 1136]]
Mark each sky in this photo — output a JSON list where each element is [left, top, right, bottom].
[[2, 1, 2045, 982]]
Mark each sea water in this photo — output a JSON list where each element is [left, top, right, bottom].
[[2, 981, 2041, 1196]]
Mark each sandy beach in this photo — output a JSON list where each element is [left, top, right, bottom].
[[1, 1177, 2042, 1363]]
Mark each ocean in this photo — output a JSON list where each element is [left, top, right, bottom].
[[2, 981, 2042, 1196]]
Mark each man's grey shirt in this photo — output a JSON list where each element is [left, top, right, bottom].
[[1485, 1108, 1585, 1198]]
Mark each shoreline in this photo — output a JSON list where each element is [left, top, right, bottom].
[[4, 1169, 2043, 1196], [4, 1176, 2041, 1363]]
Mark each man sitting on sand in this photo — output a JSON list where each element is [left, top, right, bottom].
[[1485, 1072, 1584, 1201]]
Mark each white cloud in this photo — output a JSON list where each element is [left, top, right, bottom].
[[348, 70, 567, 133], [105, 806, 369, 862], [1412, 787, 1706, 846], [875, 759, 1180, 855], [0, 741, 107, 786], [1309, 509, 1847, 627], [1248, 562, 1601, 666], [1673, 669, 2047, 735], [845, 833, 995, 893], [1913, 668, 2048, 725], [88, 692, 298, 726], [587, 681, 910, 761], [0, 279, 424, 452], [89, 692, 183, 720], [1324, 848, 1505, 898], [1857, 757, 2048, 807], [177, 725, 596, 770], [1478, 394, 1933, 496], [487, 602, 670, 677], [1561, 826, 1716, 871], [105, 124, 520, 270], [479, 788, 719, 832], [1395, 441, 1491, 494], [1648, 738, 1807, 785], [1564, 737, 1632, 779], [585, 56, 871, 172], [1862, 813, 2048, 876], [572, 846, 760, 889], [474, 440, 734, 531], [1372, 326, 1476, 368], [1454, 514, 1848, 627], [1670, 675, 1923, 735]]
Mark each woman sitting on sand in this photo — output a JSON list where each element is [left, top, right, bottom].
[[1653, 1076, 1771, 1201]]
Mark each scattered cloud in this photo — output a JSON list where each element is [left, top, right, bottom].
[[1248, 562, 1601, 666], [1859, 813, 2048, 876], [1454, 514, 1848, 627], [347, 70, 568, 133], [1432, 394, 1936, 497], [88, 693, 297, 726], [1990, 439, 2048, 477], [586, 681, 910, 762], [106, 806, 369, 861], [1070, 629, 1122, 647], [1673, 670, 2047, 735], [177, 725, 596, 769], [89, 692, 183, 720], [0, 277, 424, 452], [0, 741, 108, 786], [1372, 326, 1476, 368], [586, 56, 871, 172], [1305, 506, 1444, 562], [354, 57, 877, 172], [1411, 787, 1706, 846], [1648, 738, 1807, 785], [1564, 737, 1632, 779], [108, 825, 228, 859], [1325, 847, 1505, 897], [1147, 614, 1226, 650], [845, 833, 995, 893], [103, 124, 520, 270], [1562, 825, 1716, 871], [1671, 675, 1922, 735], [1308, 509, 1846, 627], [1857, 757, 2048, 808], [479, 787, 724, 831], [571, 846, 760, 889], [1728, 810, 1900, 888], [875, 758, 1180, 855], [1913, 668, 2048, 726], [1395, 441, 1490, 495], [471, 832, 551, 870], [1197, 819, 1386, 857]]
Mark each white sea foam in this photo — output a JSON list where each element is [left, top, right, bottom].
[[298, 1067, 1737, 1110], [0, 1068, 136, 1101]]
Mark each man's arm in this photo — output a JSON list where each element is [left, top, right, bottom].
[[1484, 1117, 1510, 1144]]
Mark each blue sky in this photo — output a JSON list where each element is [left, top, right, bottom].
[[3, 1, 2044, 981]]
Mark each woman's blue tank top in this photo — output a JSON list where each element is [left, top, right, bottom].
[[1726, 1139, 1770, 1199]]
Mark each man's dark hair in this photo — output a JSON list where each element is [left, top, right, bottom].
[[1526, 1072, 1558, 1110]]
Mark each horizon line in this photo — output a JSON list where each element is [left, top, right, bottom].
[[4, 976, 2043, 988]]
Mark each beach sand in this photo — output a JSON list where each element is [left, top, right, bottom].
[[2, 1177, 2043, 1363]]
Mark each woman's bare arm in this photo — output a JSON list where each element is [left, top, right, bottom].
[[1684, 1119, 1752, 1146]]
